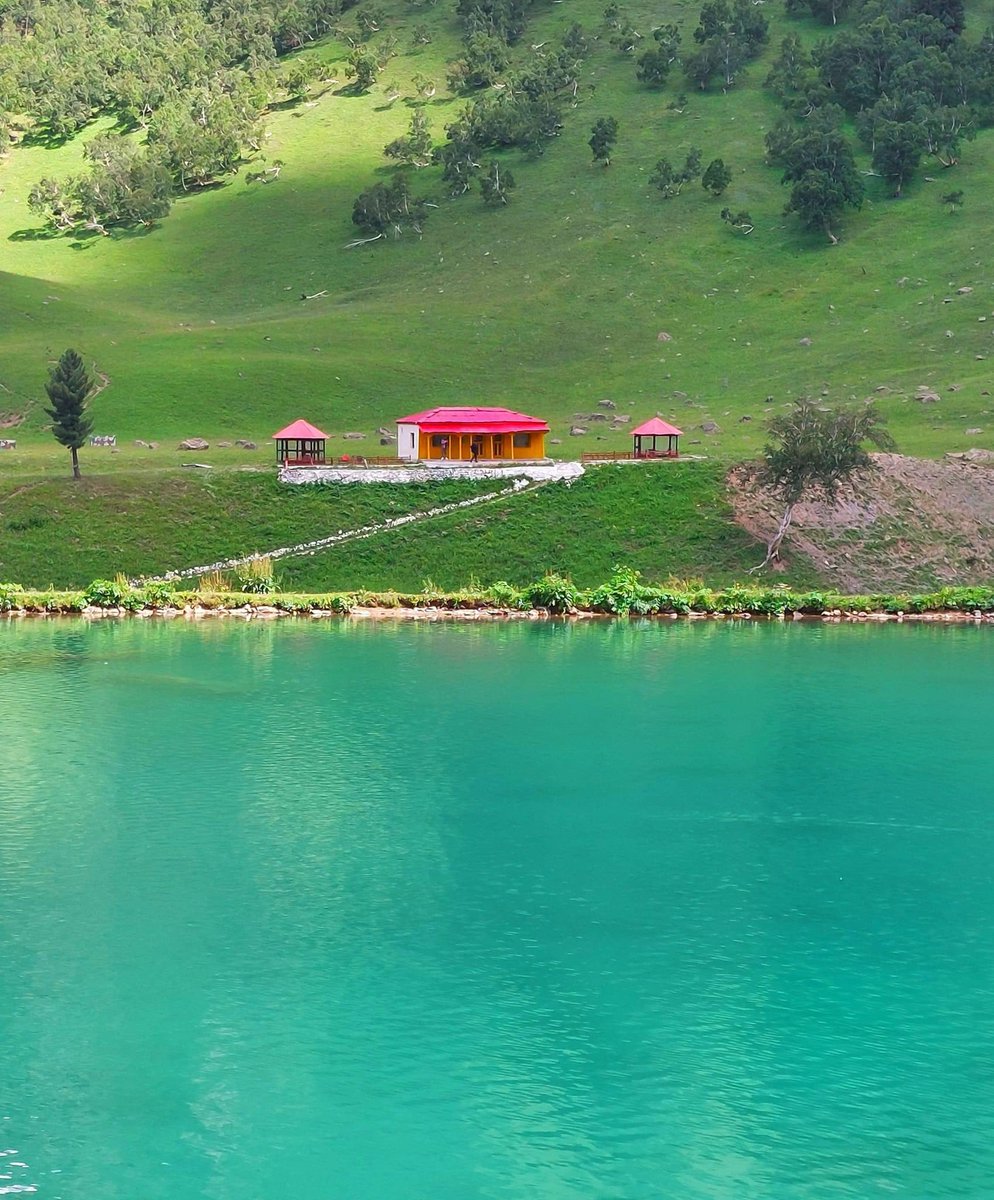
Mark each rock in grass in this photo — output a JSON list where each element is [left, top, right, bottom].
[[179, 437, 210, 450]]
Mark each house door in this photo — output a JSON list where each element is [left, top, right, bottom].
[[492, 436, 504, 458]]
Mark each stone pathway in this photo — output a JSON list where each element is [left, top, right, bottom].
[[148, 477, 550, 582]]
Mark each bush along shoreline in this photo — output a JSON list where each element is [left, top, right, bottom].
[[4, 568, 994, 623]]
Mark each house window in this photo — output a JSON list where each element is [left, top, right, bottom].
[[512, 432, 531, 448]]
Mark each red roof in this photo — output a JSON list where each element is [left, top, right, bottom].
[[396, 406, 549, 434], [631, 417, 683, 437], [272, 418, 329, 440]]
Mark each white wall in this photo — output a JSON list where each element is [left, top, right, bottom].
[[396, 423, 419, 461]]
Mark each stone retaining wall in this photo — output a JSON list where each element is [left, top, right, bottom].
[[279, 462, 586, 485]]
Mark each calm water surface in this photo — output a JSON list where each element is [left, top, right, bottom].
[[1, 618, 993, 1200]]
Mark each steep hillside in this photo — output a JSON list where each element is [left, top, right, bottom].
[[1, 0, 994, 469]]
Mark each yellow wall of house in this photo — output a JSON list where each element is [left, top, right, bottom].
[[417, 430, 546, 460]]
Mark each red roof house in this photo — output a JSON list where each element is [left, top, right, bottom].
[[396, 407, 549, 462]]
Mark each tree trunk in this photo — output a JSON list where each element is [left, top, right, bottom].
[[750, 502, 795, 573], [71, 444, 81, 479]]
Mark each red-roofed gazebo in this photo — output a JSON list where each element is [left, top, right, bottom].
[[631, 417, 683, 459], [273, 418, 329, 465]]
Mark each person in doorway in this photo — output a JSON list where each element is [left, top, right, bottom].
[[470, 440, 481, 463], [440, 436, 449, 460]]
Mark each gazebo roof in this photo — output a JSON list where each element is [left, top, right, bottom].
[[396, 406, 549, 433], [272, 418, 329, 440], [631, 417, 684, 437]]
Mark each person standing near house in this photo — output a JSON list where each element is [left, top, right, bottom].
[[470, 440, 481, 463]]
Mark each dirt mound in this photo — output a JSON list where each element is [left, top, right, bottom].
[[730, 452, 994, 591]]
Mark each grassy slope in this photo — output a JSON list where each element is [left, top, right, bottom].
[[1, 0, 993, 589], [1, 0, 993, 467], [276, 461, 820, 590], [0, 472, 496, 586]]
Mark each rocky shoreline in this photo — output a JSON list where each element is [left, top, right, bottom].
[[4, 604, 994, 625]]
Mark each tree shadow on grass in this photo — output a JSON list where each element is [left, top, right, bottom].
[[9, 226, 60, 242]]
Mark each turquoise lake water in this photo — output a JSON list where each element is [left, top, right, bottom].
[[2, 618, 994, 1200]]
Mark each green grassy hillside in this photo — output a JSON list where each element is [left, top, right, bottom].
[[2, 0, 993, 471], [276, 461, 821, 590]]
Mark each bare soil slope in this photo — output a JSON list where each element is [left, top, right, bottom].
[[731, 452, 994, 592]]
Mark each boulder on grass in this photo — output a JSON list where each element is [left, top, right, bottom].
[[179, 437, 209, 450]]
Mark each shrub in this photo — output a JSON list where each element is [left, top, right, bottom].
[[198, 570, 230, 593], [0, 582, 25, 611], [589, 564, 652, 615], [485, 579, 527, 609], [235, 556, 278, 594], [528, 572, 580, 613], [713, 584, 757, 613], [141, 580, 176, 608], [84, 578, 127, 607]]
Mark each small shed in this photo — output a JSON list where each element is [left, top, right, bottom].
[[631, 417, 683, 458], [273, 419, 329, 465]]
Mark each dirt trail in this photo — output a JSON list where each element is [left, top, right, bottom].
[[730, 452, 994, 591]]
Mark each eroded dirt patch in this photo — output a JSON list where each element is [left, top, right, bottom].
[[730, 452, 994, 591]]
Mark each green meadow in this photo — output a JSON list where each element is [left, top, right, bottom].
[[1, 0, 993, 586]]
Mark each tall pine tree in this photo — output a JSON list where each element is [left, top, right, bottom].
[[45, 349, 94, 479]]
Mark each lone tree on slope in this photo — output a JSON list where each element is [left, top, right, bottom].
[[589, 117, 619, 165], [751, 398, 894, 571], [45, 348, 94, 479]]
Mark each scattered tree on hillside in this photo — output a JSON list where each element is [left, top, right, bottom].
[[635, 24, 681, 86], [384, 110, 433, 167], [751, 399, 894, 570], [649, 147, 701, 196], [351, 173, 429, 240], [29, 134, 173, 234], [702, 157, 732, 195], [589, 116, 619, 165], [44, 349, 95, 480], [771, 117, 864, 241], [412, 73, 437, 99], [347, 46, 380, 91], [720, 206, 753, 233], [480, 159, 515, 205], [684, 0, 767, 90]]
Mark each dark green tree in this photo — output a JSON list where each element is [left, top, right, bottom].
[[347, 46, 379, 91], [351, 173, 428, 239], [702, 157, 732, 194], [871, 119, 926, 196], [720, 206, 753, 233], [480, 159, 515, 205], [650, 147, 701, 196], [384, 109, 433, 167], [44, 349, 95, 480], [784, 167, 861, 242], [589, 116, 618, 164], [752, 399, 894, 569]]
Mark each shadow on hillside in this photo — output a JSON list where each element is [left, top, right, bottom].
[[9, 226, 61, 242]]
